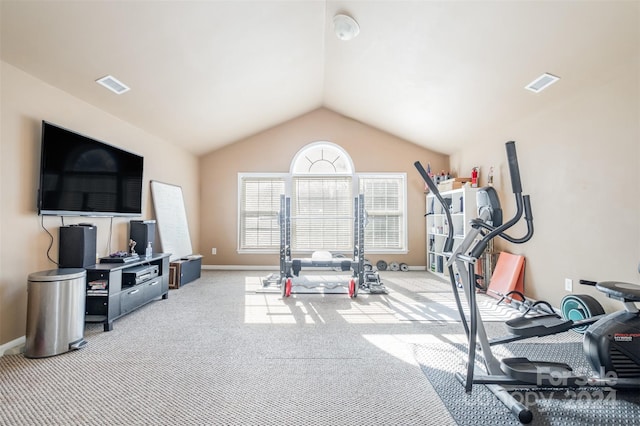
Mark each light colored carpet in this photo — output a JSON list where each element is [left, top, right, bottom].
[[0, 270, 465, 426], [4, 270, 625, 426]]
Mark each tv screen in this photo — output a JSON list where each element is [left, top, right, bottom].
[[38, 121, 144, 217]]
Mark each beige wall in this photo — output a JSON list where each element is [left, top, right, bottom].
[[3, 52, 637, 348], [198, 107, 448, 267], [450, 65, 640, 312], [0, 62, 200, 347]]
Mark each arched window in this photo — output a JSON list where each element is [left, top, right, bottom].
[[289, 142, 356, 251], [290, 141, 353, 174]]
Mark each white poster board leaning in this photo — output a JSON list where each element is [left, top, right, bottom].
[[150, 180, 194, 262]]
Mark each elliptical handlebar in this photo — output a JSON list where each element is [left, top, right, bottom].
[[414, 161, 437, 194], [468, 142, 534, 258], [414, 161, 455, 253], [505, 141, 522, 194], [499, 195, 534, 244]]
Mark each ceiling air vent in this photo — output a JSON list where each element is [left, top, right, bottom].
[[525, 73, 559, 93], [96, 75, 130, 94]]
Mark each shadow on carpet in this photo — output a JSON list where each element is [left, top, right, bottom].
[[413, 340, 640, 425]]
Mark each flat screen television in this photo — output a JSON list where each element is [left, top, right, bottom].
[[38, 121, 144, 217]]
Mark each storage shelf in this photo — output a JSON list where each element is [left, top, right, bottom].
[[84, 253, 170, 332], [426, 186, 477, 278]]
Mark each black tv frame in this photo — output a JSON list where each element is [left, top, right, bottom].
[[37, 121, 144, 217]]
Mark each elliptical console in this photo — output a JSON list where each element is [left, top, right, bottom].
[[584, 281, 640, 379]]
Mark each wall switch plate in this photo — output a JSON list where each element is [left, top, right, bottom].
[[565, 278, 573, 292], [211, 248, 217, 255]]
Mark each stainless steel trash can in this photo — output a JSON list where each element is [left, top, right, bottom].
[[24, 268, 88, 358]]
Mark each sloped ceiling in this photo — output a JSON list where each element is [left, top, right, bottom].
[[1, 1, 638, 155]]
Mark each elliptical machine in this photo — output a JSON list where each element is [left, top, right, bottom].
[[415, 141, 640, 424]]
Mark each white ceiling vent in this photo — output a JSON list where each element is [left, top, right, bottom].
[[96, 75, 130, 94], [525, 73, 560, 93]]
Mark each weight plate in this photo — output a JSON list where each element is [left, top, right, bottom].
[[376, 260, 387, 271], [560, 294, 605, 334], [389, 262, 400, 271], [400, 263, 409, 272]]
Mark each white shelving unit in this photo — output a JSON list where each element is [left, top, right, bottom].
[[426, 185, 478, 278]]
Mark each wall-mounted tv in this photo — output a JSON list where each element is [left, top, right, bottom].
[[38, 121, 144, 217]]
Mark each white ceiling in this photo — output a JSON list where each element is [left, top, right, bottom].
[[1, 1, 638, 155]]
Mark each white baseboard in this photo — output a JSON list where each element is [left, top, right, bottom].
[[202, 265, 426, 271], [202, 265, 279, 271], [1, 336, 25, 357]]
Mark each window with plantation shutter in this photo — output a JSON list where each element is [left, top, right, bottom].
[[291, 176, 353, 251], [360, 174, 406, 252], [238, 175, 286, 251], [238, 143, 407, 254]]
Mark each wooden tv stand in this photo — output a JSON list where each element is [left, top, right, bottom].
[[84, 253, 170, 331]]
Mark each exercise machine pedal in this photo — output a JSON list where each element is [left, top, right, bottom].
[[501, 357, 583, 386], [505, 314, 574, 337]]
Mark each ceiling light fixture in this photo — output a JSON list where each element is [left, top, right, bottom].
[[333, 14, 360, 41], [525, 73, 560, 93], [96, 75, 130, 95]]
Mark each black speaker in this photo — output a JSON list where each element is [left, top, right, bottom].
[[59, 224, 97, 268], [129, 220, 156, 255]]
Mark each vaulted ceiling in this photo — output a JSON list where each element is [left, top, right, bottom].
[[1, 1, 637, 155]]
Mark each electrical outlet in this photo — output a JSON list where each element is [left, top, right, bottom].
[[565, 278, 573, 292], [211, 248, 217, 255]]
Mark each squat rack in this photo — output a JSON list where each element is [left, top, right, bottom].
[[277, 193, 369, 298]]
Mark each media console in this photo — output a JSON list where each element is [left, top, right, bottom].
[[84, 253, 170, 331]]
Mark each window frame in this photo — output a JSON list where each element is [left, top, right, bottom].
[[237, 173, 288, 254], [359, 173, 408, 255], [237, 151, 408, 254]]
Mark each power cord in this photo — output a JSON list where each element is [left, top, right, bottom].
[[40, 215, 59, 266]]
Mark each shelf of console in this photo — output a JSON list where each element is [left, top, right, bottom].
[[84, 253, 170, 331]]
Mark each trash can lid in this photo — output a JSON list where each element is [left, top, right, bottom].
[[28, 268, 86, 282]]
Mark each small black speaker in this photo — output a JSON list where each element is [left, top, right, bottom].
[[59, 224, 97, 268], [129, 220, 156, 256]]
